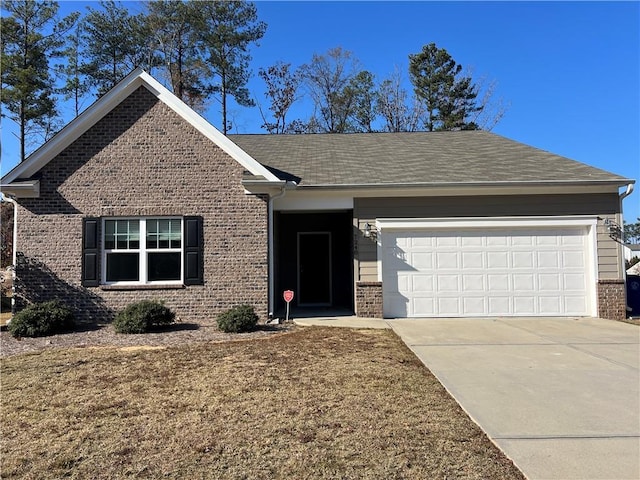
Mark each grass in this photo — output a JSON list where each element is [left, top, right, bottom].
[[1, 327, 524, 479]]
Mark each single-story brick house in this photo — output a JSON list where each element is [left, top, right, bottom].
[[1, 69, 634, 323]]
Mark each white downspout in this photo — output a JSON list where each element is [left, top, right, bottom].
[[620, 182, 634, 202], [1, 194, 18, 317], [268, 185, 288, 319]]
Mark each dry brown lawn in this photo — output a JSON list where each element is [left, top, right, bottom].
[[1, 327, 524, 479]]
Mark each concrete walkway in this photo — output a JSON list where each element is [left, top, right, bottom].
[[388, 317, 640, 480]]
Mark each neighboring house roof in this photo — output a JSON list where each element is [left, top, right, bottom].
[[1, 68, 281, 195], [230, 131, 633, 188]]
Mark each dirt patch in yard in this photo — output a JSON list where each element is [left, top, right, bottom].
[[1, 326, 524, 479]]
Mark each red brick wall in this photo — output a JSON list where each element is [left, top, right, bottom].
[[356, 281, 383, 318], [15, 86, 268, 325], [597, 280, 627, 320]]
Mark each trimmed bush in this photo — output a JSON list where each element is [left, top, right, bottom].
[[8, 300, 75, 338], [216, 304, 259, 333], [113, 300, 175, 334]]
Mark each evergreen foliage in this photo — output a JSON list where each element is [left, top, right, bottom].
[[1, 1, 507, 157], [113, 300, 176, 334], [8, 299, 75, 338], [216, 304, 259, 333], [409, 43, 481, 131], [198, 0, 266, 134], [0, 0, 77, 161]]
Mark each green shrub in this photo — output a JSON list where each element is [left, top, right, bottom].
[[216, 304, 259, 333], [113, 300, 175, 334], [8, 300, 75, 338]]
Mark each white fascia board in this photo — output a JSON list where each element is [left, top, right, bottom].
[[2, 69, 279, 184], [375, 215, 599, 231]]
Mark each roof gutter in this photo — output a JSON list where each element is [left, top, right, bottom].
[[300, 179, 635, 190]]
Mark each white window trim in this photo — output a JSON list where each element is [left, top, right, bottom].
[[101, 217, 184, 286]]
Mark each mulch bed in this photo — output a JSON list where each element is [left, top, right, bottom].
[[0, 321, 291, 357]]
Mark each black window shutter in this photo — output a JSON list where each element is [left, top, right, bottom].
[[82, 217, 100, 287], [184, 216, 203, 285]]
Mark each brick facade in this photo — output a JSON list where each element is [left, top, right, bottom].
[[355, 281, 383, 318], [15, 87, 268, 325], [597, 280, 627, 320]]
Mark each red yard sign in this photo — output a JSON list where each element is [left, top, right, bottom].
[[283, 290, 294, 303]]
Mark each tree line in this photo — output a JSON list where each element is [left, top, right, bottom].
[[1, 0, 506, 163]]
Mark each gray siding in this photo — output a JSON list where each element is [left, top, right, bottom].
[[354, 193, 623, 282]]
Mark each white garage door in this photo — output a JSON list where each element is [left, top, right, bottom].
[[381, 224, 595, 318]]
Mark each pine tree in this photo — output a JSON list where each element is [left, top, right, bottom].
[[1, 0, 76, 161], [145, 0, 209, 111], [199, 1, 266, 134], [409, 43, 480, 131], [82, 0, 152, 96]]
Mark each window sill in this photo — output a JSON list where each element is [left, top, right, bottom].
[[100, 284, 185, 291]]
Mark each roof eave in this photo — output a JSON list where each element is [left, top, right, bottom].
[[0, 180, 40, 198], [241, 178, 287, 196], [297, 179, 635, 190]]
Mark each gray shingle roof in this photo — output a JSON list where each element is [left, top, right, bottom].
[[229, 131, 630, 187]]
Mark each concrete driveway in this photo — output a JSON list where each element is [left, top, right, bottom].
[[388, 317, 640, 480]]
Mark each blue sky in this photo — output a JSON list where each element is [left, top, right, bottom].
[[2, 1, 639, 222]]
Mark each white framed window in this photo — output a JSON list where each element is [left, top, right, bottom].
[[102, 217, 183, 285]]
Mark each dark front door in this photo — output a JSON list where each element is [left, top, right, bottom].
[[298, 232, 332, 306]]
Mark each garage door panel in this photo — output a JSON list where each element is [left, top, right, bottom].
[[488, 251, 509, 268], [489, 274, 510, 291], [436, 252, 458, 268], [539, 296, 562, 314], [564, 273, 586, 290], [514, 297, 536, 315], [512, 274, 534, 291], [512, 236, 534, 246], [538, 274, 561, 291], [381, 226, 593, 318], [463, 297, 486, 315], [565, 296, 587, 312], [412, 297, 435, 316], [538, 251, 560, 268], [489, 297, 511, 315], [410, 252, 433, 269], [563, 251, 585, 268], [437, 274, 459, 292], [463, 274, 485, 291], [436, 236, 457, 247], [412, 275, 434, 293], [462, 251, 484, 268], [487, 235, 508, 246], [438, 297, 461, 316], [512, 251, 534, 268], [461, 235, 483, 247]]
